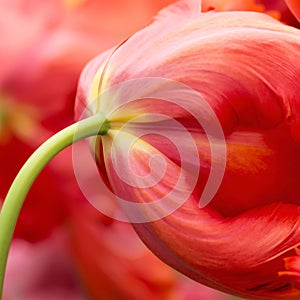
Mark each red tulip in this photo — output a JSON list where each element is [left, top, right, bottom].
[[75, 1, 300, 299]]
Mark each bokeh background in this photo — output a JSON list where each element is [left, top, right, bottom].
[[3, 0, 296, 299]]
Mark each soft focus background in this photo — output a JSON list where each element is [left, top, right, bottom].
[[1, 0, 296, 299]]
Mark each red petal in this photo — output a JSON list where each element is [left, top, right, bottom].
[[133, 202, 300, 299], [98, 128, 199, 222]]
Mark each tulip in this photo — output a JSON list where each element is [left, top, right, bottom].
[[75, 0, 300, 299]]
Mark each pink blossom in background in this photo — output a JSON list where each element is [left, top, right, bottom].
[[3, 232, 85, 300]]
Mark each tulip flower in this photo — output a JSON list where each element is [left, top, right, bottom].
[[74, 0, 300, 299]]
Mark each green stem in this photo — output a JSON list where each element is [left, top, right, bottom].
[[0, 112, 109, 298]]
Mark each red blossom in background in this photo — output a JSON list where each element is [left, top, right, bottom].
[[3, 232, 84, 300], [202, 0, 299, 27], [258, 0, 300, 26], [202, 0, 299, 26]]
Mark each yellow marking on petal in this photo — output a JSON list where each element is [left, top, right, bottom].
[[109, 113, 151, 125], [194, 131, 274, 175], [107, 129, 153, 153], [90, 64, 104, 100], [89, 39, 129, 113], [226, 143, 274, 175], [89, 59, 111, 113]]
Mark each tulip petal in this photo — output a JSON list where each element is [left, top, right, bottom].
[[97, 127, 199, 222], [133, 201, 300, 299], [208, 127, 300, 216]]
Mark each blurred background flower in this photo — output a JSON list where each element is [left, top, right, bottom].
[[201, 0, 300, 26]]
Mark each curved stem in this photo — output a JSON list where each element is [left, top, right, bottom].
[[0, 112, 109, 298]]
